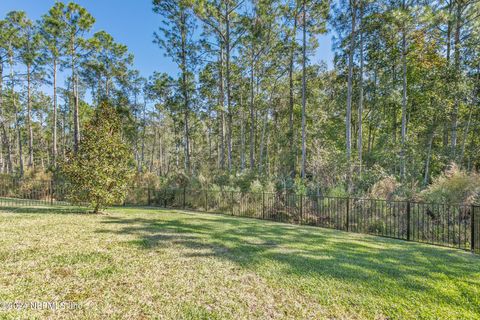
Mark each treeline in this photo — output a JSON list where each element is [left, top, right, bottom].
[[0, 0, 479, 199]]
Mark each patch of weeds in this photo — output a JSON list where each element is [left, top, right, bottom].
[[90, 266, 118, 278], [53, 252, 112, 266], [179, 303, 224, 320], [125, 239, 151, 248]]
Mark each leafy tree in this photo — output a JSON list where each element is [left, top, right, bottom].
[[60, 102, 134, 213], [1, 1, 479, 200]]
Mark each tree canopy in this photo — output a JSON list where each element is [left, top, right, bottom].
[[0, 0, 479, 202]]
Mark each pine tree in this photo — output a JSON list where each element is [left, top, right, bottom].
[[40, 2, 67, 168], [62, 2, 95, 153], [153, 0, 198, 174]]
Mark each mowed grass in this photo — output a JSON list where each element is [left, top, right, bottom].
[[0, 206, 479, 319]]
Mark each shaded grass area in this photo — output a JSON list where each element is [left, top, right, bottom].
[[0, 205, 479, 319]]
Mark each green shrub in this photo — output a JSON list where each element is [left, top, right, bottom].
[[419, 163, 480, 205], [367, 220, 386, 234], [327, 184, 348, 198]]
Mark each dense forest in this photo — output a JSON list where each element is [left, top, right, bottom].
[[0, 0, 479, 202]]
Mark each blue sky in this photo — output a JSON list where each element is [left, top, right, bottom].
[[0, 0, 334, 80]]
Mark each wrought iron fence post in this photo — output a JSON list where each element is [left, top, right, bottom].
[[262, 192, 265, 220], [346, 197, 350, 231], [471, 205, 475, 253], [407, 201, 411, 241]]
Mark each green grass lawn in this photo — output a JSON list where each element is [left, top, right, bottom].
[[0, 205, 479, 319]]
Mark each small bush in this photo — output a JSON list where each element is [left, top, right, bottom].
[[369, 176, 400, 201], [367, 220, 386, 234], [167, 172, 190, 188], [419, 163, 480, 205], [249, 179, 263, 193], [327, 184, 348, 198], [353, 164, 389, 195]]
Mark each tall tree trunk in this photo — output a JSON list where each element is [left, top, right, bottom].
[[0, 61, 13, 173], [72, 38, 80, 154], [13, 89, 24, 177], [62, 105, 67, 158], [357, 4, 364, 175], [450, 2, 462, 159], [173, 119, 179, 168], [183, 91, 190, 173], [240, 95, 246, 171], [301, 0, 307, 179], [249, 48, 255, 170], [443, 0, 452, 150], [346, 1, 356, 191], [206, 105, 212, 165], [180, 11, 191, 173], [0, 121, 12, 174], [52, 58, 57, 168], [0, 143, 3, 173], [225, 1, 232, 171], [10, 58, 24, 176], [446, 0, 452, 63], [219, 46, 225, 170], [150, 126, 157, 173], [259, 110, 268, 174], [27, 64, 34, 168], [288, 15, 298, 178], [391, 64, 397, 145], [140, 101, 147, 172], [159, 131, 164, 176], [400, 18, 408, 180]]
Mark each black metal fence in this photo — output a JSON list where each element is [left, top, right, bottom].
[[0, 178, 478, 254], [130, 187, 479, 254], [0, 178, 69, 207]]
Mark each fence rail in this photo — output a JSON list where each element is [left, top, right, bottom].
[[136, 188, 479, 253], [0, 179, 479, 254]]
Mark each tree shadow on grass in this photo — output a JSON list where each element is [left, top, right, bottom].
[[94, 209, 480, 315], [0, 205, 88, 215]]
